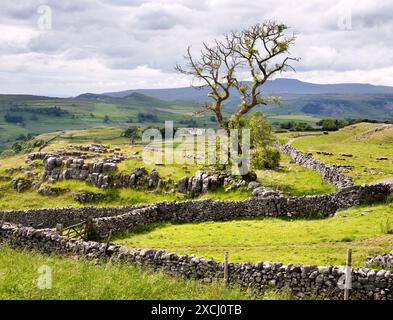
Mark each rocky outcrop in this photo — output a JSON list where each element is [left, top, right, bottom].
[[38, 185, 68, 196], [148, 169, 160, 188], [275, 142, 354, 189], [72, 192, 105, 203], [178, 170, 256, 198], [252, 187, 283, 198], [69, 144, 108, 153], [366, 252, 393, 269], [177, 177, 189, 193], [11, 178, 31, 192]]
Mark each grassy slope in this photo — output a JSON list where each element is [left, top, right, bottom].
[[0, 247, 266, 300], [257, 154, 336, 196], [0, 125, 337, 210], [292, 123, 393, 184], [115, 201, 393, 268]]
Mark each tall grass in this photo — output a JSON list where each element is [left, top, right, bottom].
[[0, 247, 293, 300]]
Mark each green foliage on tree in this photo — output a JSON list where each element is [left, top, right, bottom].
[[246, 111, 280, 170], [280, 121, 314, 131], [316, 118, 348, 131], [176, 20, 299, 133], [103, 115, 110, 124], [122, 127, 142, 143], [251, 147, 281, 170], [247, 111, 273, 149]]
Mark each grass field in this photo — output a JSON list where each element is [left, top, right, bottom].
[[0, 246, 275, 300], [256, 154, 336, 196], [292, 123, 393, 184], [115, 201, 393, 268], [0, 95, 216, 151]]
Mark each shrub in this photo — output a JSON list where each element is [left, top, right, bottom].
[[251, 147, 280, 170], [0, 149, 15, 158], [4, 113, 24, 124], [279, 121, 314, 131], [316, 118, 348, 131], [122, 127, 142, 143], [103, 115, 110, 123], [248, 111, 273, 149]]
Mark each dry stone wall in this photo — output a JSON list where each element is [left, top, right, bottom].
[[1, 222, 392, 300], [0, 204, 149, 229], [275, 142, 354, 189], [2, 184, 390, 233], [92, 183, 391, 238]]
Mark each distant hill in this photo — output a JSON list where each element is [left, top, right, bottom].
[[2, 79, 393, 152], [104, 78, 393, 101], [101, 78, 393, 120], [76, 92, 165, 104]]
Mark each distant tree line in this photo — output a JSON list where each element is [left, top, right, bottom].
[[179, 119, 197, 127], [4, 113, 25, 124], [4, 106, 70, 124], [137, 113, 160, 123], [316, 118, 348, 131], [274, 117, 393, 133], [8, 106, 70, 117], [278, 121, 314, 131], [9, 134, 45, 154]]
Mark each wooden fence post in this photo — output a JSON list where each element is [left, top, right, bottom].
[[344, 248, 352, 300], [104, 230, 113, 255], [56, 223, 63, 236], [85, 216, 95, 240], [224, 252, 229, 286]]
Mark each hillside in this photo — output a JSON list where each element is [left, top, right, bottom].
[[0, 94, 212, 151], [105, 78, 393, 99], [103, 78, 393, 120], [2, 79, 393, 153], [292, 122, 393, 184]]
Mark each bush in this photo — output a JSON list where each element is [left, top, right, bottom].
[[0, 149, 16, 158], [137, 113, 159, 123], [247, 111, 273, 149], [279, 121, 314, 131], [4, 113, 24, 124], [122, 127, 142, 143], [251, 147, 280, 170], [316, 118, 348, 131]]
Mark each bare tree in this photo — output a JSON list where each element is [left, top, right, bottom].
[[176, 21, 299, 131], [175, 39, 240, 133], [228, 21, 299, 127]]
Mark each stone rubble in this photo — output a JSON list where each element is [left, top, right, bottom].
[[366, 252, 393, 269]]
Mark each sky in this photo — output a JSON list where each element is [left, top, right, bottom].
[[0, 0, 392, 96]]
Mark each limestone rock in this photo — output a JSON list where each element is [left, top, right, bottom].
[[177, 177, 189, 193]]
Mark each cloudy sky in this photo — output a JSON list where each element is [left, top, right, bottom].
[[1, 0, 392, 96]]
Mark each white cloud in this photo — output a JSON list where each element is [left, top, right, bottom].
[[0, 0, 392, 96]]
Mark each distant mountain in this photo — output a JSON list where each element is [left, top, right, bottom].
[[103, 78, 393, 102], [76, 93, 112, 101], [76, 92, 166, 104]]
